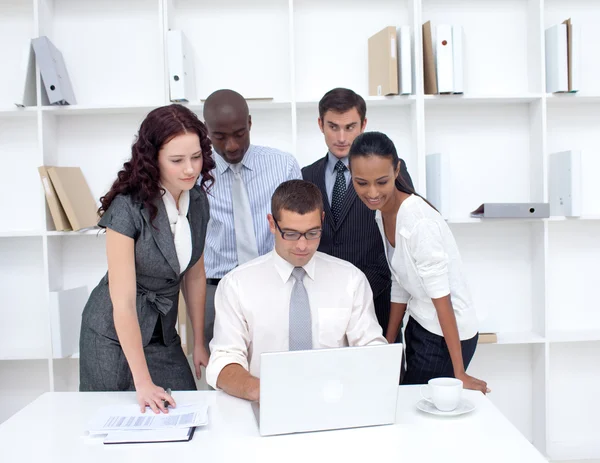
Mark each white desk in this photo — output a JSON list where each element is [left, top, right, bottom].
[[0, 386, 547, 463]]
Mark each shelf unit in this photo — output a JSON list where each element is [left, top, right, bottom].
[[1, 0, 599, 459]]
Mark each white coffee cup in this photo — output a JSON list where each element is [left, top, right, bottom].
[[420, 377, 463, 412]]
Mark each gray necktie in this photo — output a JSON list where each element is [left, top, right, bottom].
[[289, 267, 312, 351], [230, 162, 259, 265]]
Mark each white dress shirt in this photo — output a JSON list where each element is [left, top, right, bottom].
[[376, 195, 478, 340], [206, 250, 386, 388]]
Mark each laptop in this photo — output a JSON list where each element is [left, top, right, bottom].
[[252, 343, 403, 436]]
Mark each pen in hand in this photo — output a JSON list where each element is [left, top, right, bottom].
[[163, 388, 173, 410]]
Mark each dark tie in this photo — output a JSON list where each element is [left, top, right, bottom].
[[331, 160, 347, 223]]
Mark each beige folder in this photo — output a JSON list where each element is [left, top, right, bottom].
[[478, 333, 498, 344], [47, 166, 99, 231], [38, 166, 72, 231], [368, 26, 399, 96], [422, 21, 438, 95]]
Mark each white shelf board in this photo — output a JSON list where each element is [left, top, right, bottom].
[[446, 216, 545, 224], [189, 100, 292, 112], [0, 347, 49, 361], [46, 229, 104, 237], [546, 93, 600, 105], [0, 107, 37, 117], [495, 332, 546, 345], [547, 330, 600, 343], [547, 215, 600, 222], [479, 332, 546, 345], [296, 95, 416, 110], [424, 94, 542, 106], [0, 230, 44, 238], [40, 104, 162, 116]]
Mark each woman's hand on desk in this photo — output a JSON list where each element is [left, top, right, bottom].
[[456, 372, 491, 395], [193, 344, 210, 380], [136, 381, 176, 414]]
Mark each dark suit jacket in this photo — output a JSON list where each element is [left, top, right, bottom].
[[302, 154, 414, 300]]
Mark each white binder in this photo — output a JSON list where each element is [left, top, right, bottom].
[[396, 26, 412, 95], [548, 150, 582, 217], [451, 25, 464, 94], [49, 286, 88, 358], [434, 25, 454, 94], [167, 30, 197, 103], [426, 153, 450, 219], [31, 36, 76, 105], [545, 24, 568, 93], [15, 43, 37, 107]]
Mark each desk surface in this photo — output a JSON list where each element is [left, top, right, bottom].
[[0, 386, 546, 463]]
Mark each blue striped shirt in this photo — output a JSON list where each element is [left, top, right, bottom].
[[204, 145, 302, 278]]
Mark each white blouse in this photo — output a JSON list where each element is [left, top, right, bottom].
[[376, 195, 478, 340], [161, 188, 192, 274]]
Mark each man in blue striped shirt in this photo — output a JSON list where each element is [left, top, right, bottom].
[[201, 89, 301, 350]]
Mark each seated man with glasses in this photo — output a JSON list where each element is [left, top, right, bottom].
[[206, 179, 386, 401]]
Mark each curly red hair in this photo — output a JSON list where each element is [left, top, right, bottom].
[[99, 104, 215, 223]]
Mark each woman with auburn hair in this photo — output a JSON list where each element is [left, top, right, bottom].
[[79, 104, 215, 413]]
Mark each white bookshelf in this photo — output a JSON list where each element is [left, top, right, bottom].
[[0, 0, 598, 459]]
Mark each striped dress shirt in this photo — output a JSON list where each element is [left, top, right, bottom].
[[204, 144, 302, 278]]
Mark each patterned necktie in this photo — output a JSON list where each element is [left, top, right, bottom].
[[331, 160, 347, 223], [289, 267, 312, 351], [230, 162, 259, 265]]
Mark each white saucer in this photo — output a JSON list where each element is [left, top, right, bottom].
[[416, 398, 475, 417]]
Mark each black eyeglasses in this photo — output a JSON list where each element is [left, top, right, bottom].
[[273, 217, 323, 241]]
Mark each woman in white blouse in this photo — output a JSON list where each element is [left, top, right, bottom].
[[348, 131, 488, 393]]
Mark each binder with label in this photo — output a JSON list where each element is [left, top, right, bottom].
[[167, 30, 197, 103], [368, 26, 399, 96], [548, 150, 582, 217], [434, 24, 454, 94], [31, 36, 76, 105]]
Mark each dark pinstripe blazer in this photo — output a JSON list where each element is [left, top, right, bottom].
[[302, 154, 414, 299]]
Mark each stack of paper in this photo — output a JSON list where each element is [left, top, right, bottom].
[[86, 402, 209, 445]]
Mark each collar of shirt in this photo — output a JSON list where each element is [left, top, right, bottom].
[[214, 144, 257, 175], [326, 151, 349, 174], [271, 249, 317, 283]]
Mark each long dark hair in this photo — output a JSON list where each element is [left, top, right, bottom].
[[348, 131, 437, 211], [99, 104, 215, 223]]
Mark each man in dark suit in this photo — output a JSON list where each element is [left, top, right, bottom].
[[301, 88, 414, 342]]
